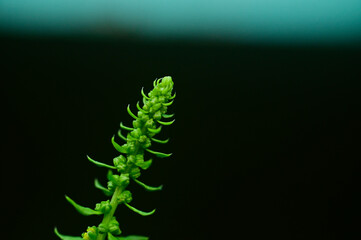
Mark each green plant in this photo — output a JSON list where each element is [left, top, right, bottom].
[[55, 76, 176, 240]]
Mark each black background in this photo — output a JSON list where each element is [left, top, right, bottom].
[[2, 34, 361, 240]]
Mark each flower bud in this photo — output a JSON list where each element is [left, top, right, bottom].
[[138, 135, 147, 143], [107, 181, 116, 192], [130, 166, 141, 179], [135, 154, 144, 164], [119, 173, 130, 188], [131, 128, 142, 138], [152, 103, 162, 111], [118, 190, 132, 204], [113, 155, 126, 166], [153, 111, 162, 120], [127, 142, 136, 153], [95, 200, 112, 214], [158, 96, 165, 102], [127, 155, 136, 164], [98, 223, 108, 233], [82, 226, 98, 240], [145, 119, 154, 128], [108, 217, 122, 235], [132, 119, 142, 129]]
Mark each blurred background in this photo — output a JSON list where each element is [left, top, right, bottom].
[[2, 1, 361, 240]]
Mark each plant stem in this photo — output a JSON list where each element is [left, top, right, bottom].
[[96, 186, 123, 240]]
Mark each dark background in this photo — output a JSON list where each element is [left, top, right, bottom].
[[2, 34, 361, 240]]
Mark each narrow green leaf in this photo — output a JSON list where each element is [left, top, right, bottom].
[[111, 136, 128, 153], [124, 203, 156, 216], [117, 129, 127, 141], [157, 119, 175, 126], [54, 228, 82, 240], [107, 170, 116, 182], [122, 236, 149, 240], [141, 87, 150, 100], [147, 126, 162, 134], [109, 234, 149, 240], [94, 178, 113, 196], [65, 195, 102, 216], [146, 149, 172, 158], [120, 122, 134, 131], [108, 232, 120, 240], [136, 101, 148, 113], [133, 178, 163, 191], [151, 137, 169, 144], [87, 155, 116, 169], [119, 236, 149, 240], [136, 159, 152, 170], [162, 100, 174, 107], [153, 79, 157, 87], [169, 92, 176, 99], [162, 113, 174, 118], [127, 104, 138, 120]]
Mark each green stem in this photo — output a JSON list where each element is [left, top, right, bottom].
[[96, 186, 123, 240]]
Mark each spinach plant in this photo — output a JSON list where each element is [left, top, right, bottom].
[[55, 76, 176, 240]]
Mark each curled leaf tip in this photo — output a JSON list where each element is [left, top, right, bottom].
[[54, 227, 83, 240], [87, 155, 116, 169], [146, 149, 172, 158], [162, 113, 174, 118], [94, 178, 113, 196], [147, 126, 162, 134], [65, 195, 103, 216], [127, 104, 138, 120], [120, 122, 134, 131], [141, 87, 150, 100], [151, 137, 169, 144], [162, 100, 174, 107], [157, 119, 175, 126], [133, 178, 163, 191], [169, 92, 176, 99], [117, 129, 127, 141], [125, 203, 156, 216], [136, 101, 148, 113], [111, 135, 128, 153]]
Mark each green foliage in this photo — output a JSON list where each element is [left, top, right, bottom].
[[55, 77, 175, 240]]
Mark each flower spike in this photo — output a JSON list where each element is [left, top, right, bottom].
[[56, 76, 175, 240]]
